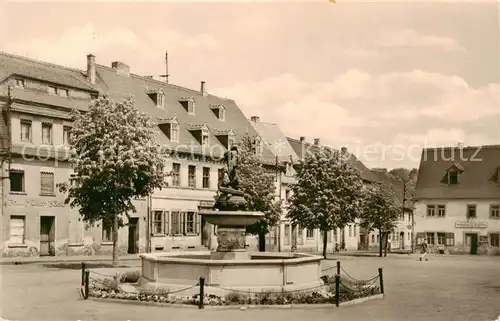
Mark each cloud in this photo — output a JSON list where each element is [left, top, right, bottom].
[[376, 29, 466, 52], [2, 23, 220, 70], [212, 68, 499, 168]]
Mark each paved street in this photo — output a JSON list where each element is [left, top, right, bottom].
[[1, 254, 499, 321]]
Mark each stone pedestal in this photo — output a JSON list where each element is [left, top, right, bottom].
[[210, 226, 250, 260]]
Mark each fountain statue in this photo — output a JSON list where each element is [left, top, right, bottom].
[[200, 145, 264, 260]]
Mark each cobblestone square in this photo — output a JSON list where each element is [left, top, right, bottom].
[[1, 254, 499, 321]]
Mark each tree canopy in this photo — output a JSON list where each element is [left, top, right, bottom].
[[359, 182, 400, 256], [236, 134, 281, 243], [286, 147, 364, 258], [59, 95, 166, 264]]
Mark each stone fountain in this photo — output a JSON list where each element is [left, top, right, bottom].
[[139, 145, 324, 294]]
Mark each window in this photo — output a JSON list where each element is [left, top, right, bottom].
[[437, 232, 446, 245], [172, 163, 180, 187], [40, 172, 55, 195], [63, 126, 71, 145], [170, 123, 179, 142], [354, 225, 356, 237], [57, 88, 68, 97], [41, 123, 52, 144], [425, 232, 435, 245], [20, 120, 32, 142], [306, 229, 314, 239], [102, 225, 112, 242], [466, 204, 477, 219], [285, 190, 290, 202], [202, 167, 210, 189], [445, 233, 455, 246], [70, 174, 78, 187], [9, 170, 24, 193], [15, 79, 25, 87], [448, 171, 459, 184], [188, 165, 196, 188], [490, 205, 499, 219], [170, 211, 182, 234], [218, 168, 225, 187], [490, 233, 499, 247], [48, 86, 57, 95], [185, 212, 195, 234], [377, 234, 380, 243], [437, 205, 446, 217], [153, 211, 165, 234], [427, 205, 436, 217], [371, 234, 375, 244], [201, 131, 209, 146], [284, 224, 290, 246], [9, 216, 25, 244]]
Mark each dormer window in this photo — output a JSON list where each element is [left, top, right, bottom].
[[179, 97, 195, 115], [158, 116, 179, 143], [210, 104, 226, 121], [146, 89, 165, 108], [15, 79, 25, 88], [214, 129, 235, 149], [187, 123, 209, 146], [254, 137, 263, 156], [446, 163, 463, 185]]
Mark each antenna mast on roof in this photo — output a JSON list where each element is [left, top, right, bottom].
[[158, 50, 170, 84]]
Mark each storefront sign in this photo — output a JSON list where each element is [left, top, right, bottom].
[[198, 200, 215, 208], [7, 198, 66, 208], [454, 221, 488, 229]]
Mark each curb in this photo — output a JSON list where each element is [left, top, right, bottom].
[[87, 293, 384, 310], [0, 257, 140, 266]]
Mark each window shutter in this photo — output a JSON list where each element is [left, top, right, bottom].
[[195, 213, 200, 234], [171, 212, 178, 234], [164, 211, 169, 235], [40, 172, 54, 194], [180, 212, 185, 235], [9, 216, 25, 244]]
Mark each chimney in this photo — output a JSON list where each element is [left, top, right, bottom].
[[299, 136, 306, 143], [201, 81, 207, 96], [341, 147, 348, 154], [86, 54, 96, 84], [314, 138, 320, 145], [250, 116, 260, 123], [112, 61, 130, 76]]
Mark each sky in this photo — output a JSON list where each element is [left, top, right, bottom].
[[1, 1, 499, 169]]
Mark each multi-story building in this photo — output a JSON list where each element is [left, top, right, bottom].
[[413, 145, 500, 255], [284, 136, 381, 252], [366, 169, 417, 252], [0, 52, 273, 257]]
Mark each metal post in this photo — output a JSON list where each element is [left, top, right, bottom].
[[81, 262, 86, 286], [336, 260, 340, 275], [198, 277, 205, 309], [335, 274, 340, 307], [378, 267, 384, 295], [84, 271, 90, 299]]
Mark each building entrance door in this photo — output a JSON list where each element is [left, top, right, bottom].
[[128, 218, 139, 254], [400, 231, 405, 249], [466, 233, 478, 255], [40, 216, 55, 256]]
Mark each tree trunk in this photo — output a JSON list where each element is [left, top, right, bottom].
[[258, 232, 266, 252], [112, 215, 119, 267], [384, 233, 388, 257], [322, 230, 328, 259], [378, 229, 383, 257]]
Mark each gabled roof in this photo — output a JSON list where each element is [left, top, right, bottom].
[[0, 51, 276, 161], [286, 137, 379, 183], [91, 63, 276, 160], [414, 145, 500, 200], [249, 120, 298, 163]]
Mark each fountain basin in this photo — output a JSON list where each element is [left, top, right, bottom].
[[198, 210, 264, 226], [139, 251, 324, 295]]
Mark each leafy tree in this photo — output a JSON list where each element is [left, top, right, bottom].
[[59, 96, 166, 266], [236, 134, 281, 252], [359, 183, 400, 257], [287, 147, 364, 259]]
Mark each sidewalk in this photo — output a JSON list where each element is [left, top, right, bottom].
[[0, 254, 141, 265]]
